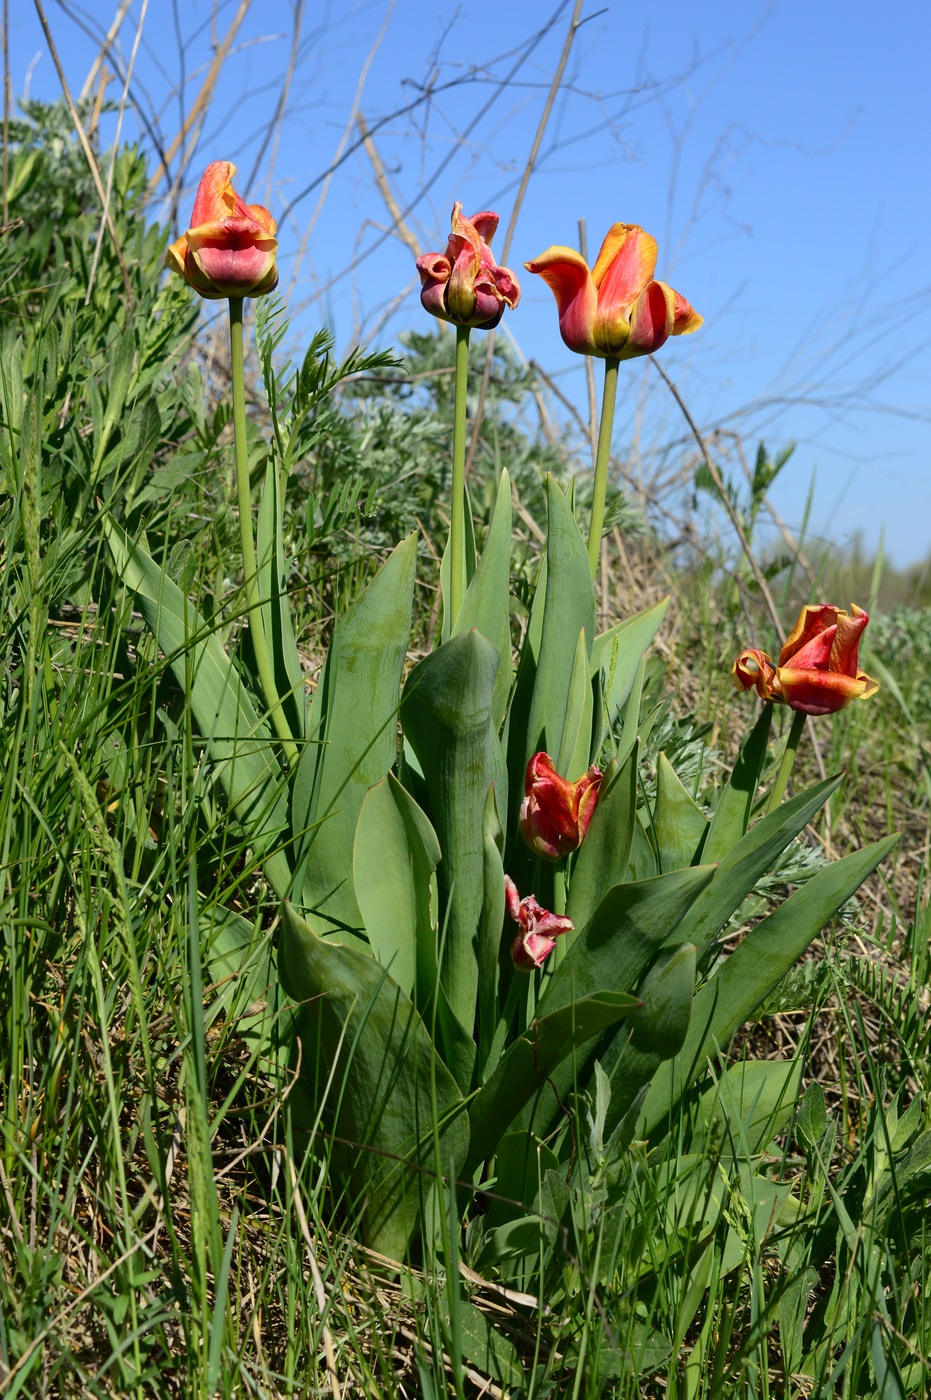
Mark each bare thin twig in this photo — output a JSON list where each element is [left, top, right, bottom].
[[148, 0, 252, 191], [79, 0, 133, 103], [466, 0, 584, 477], [85, 0, 149, 306], [32, 0, 134, 302], [357, 112, 421, 260]]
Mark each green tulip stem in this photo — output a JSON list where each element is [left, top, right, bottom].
[[228, 297, 297, 768], [588, 355, 620, 576], [766, 707, 807, 814], [449, 324, 471, 627]]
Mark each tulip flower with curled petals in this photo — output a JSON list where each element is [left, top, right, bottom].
[[504, 876, 574, 971], [524, 222, 700, 361], [166, 161, 278, 300], [734, 603, 879, 717], [525, 223, 701, 575], [519, 752, 603, 862], [416, 203, 521, 330]]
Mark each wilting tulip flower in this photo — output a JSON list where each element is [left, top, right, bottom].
[[525, 223, 701, 359], [416, 202, 521, 329], [519, 752, 603, 861], [504, 876, 574, 971], [166, 161, 278, 300], [734, 604, 880, 716]]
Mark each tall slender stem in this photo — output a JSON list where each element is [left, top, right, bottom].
[[228, 297, 297, 767], [449, 324, 471, 627], [766, 707, 807, 813], [588, 355, 619, 576]]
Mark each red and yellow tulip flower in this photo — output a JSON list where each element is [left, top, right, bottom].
[[416, 202, 521, 329], [166, 161, 278, 300], [504, 875, 574, 970], [519, 752, 603, 861], [734, 604, 880, 716], [524, 222, 701, 359]]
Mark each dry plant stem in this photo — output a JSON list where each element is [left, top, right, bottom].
[[767, 707, 807, 814], [450, 324, 471, 626], [465, 0, 585, 475], [588, 357, 620, 575], [149, 0, 252, 189], [228, 297, 298, 767], [32, 0, 133, 302]]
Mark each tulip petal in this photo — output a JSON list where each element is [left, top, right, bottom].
[[830, 606, 869, 677], [470, 211, 499, 246], [773, 666, 876, 716], [190, 160, 238, 225], [672, 289, 703, 336], [590, 223, 657, 299], [778, 604, 839, 666], [525, 245, 599, 355], [617, 280, 674, 358], [733, 648, 778, 702]]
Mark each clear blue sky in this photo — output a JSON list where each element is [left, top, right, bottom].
[[10, 1, 931, 566]]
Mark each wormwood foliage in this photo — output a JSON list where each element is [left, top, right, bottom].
[[1, 121, 927, 1400]]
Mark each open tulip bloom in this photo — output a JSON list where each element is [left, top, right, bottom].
[[735, 603, 880, 812], [734, 603, 879, 718], [166, 160, 278, 300], [504, 876, 574, 970], [526, 223, 701, 574], [524, 223, 701, 362], [416, 203, 521, 331], [520, 752, 603, 861]]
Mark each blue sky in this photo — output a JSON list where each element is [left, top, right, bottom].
[[10, 1, 931, 565]]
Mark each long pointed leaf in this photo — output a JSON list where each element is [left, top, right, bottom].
[[103, 516, 292, 898], [279, 902, 468, 1258]]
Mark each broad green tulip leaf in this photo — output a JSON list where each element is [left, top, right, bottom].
[[701, 704, 773, 865], [291, 535, 416, 931], [566, 750, 638, 942], [484, 1130, 559, 1229], [556, 627, 595, 782], [440, 1302, 525, 1390], [401, 628, 503, 1031], [527, 866, 713, 1135], [353, 773, 440, 1002], [508, 475, 594, 811], [673, 773, 845, 967], [279, 901, 468, 1259], [440, 480, 477, 642], [477, 785, 506, 1078], [626, 816, 658, 882], [538, 865, 714, 1019], [600, 942, 697, 1138], [591, 597, 670, 730], [466, 989, 640, 1171], [692, 1057, 804, 1157], [653, 753, 709, 872], [257, 459, 306, 741], [455, 469, 513, 729], [102, 516, 292, 899], [203, 902, 297, 1068], [638, 832, 899, 1140], [614, 652, 647, 769]]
